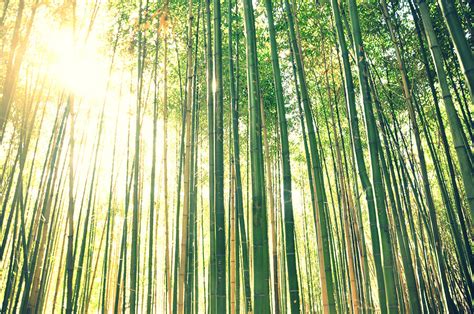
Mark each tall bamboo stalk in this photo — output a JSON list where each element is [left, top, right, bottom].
[[242, 0, 271, 312]]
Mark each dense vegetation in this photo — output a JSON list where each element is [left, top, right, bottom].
[[0, 0, 472, 312]]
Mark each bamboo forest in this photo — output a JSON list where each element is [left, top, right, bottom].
[[0, 0, 473, 312]]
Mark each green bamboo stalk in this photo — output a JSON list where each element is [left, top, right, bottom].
[[130, 1, 145, 311], [177, 1, 196, 312], [146, 27, 160, 313], [228, 0, 251, 311], [264, 0, 300, 312], [213, 0, 226, 311], [204, 0, 216, 311], [242, 0, 271, 312], [284, 0, 336, 311], [161, 4, 171, 311], [347, 0, 400, 311], [437, 0, 474, 98]]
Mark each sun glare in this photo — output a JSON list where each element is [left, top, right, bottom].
[[36, 25, 108, 101], [24, 17, 138, 197]]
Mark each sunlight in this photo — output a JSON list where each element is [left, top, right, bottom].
[[212, 77, 217, 94], [37, 25, 108, 101]]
